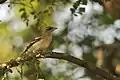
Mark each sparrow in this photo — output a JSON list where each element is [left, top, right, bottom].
[[22, 26, 57, 55]]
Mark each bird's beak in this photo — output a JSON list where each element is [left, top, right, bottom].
[[53, 27, 57, 30]]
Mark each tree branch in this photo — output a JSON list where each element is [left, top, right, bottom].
[[0, 51, 120, 80]]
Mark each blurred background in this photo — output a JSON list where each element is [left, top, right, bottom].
[[0, 0, 120, 80]]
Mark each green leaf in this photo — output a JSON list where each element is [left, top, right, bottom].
[[19, 8, 25, 12]]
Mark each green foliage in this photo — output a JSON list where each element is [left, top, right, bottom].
[[70, 0, 87, 14], [0, 0, 119, 80], [0, 0, 72, 79], [99, 13, 115, 24], [0, 0, 6, 4], [0, 23, 8, 35]]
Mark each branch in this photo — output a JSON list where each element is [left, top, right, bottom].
[[0, 51, 120, 80]]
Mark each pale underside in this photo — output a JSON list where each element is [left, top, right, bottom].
[[28, 35, 52, 52]]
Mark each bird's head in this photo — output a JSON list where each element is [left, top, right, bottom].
[[45, 26, 57, 32], [42, 26, 57, 35]]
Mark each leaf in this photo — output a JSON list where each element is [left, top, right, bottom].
[[30, 0, 35, 2], [74, 13, 78, 16], [82, 0, 87, 5], [21, 12, 27, 19], [31, 11, 35, 15], [79, 7, 85, 14], [70, 8, 75, 14], [19, 8, 25, 12], [73, 0, 81, 9], [0, 0, 6, 4]]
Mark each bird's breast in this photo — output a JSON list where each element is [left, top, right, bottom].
[[28, 35, 52, 52]]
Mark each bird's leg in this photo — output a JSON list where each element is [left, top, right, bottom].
[[36, 50, 43, 54], [34, 50, 47, 55], [35, 50, 52, 58]]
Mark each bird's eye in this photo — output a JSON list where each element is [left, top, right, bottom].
[[47, 27, 53, 30]]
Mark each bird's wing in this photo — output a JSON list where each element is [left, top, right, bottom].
[[22, 36, 42, 53]]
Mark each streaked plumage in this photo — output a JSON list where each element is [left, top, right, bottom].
[[22, 27, 57, 54]]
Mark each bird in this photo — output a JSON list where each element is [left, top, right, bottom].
[[22, 26, 57, 55], [103, 0, 120, 19]]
